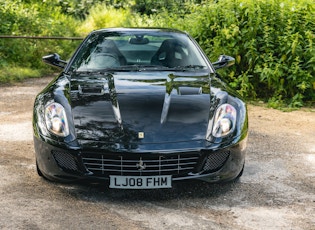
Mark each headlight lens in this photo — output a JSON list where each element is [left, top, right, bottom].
[[212, 104, 237, 138], [45, 102, 69, 137]]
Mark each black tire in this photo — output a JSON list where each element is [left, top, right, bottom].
[[233, 162, 245, 182], [36, 161, 43, 177]]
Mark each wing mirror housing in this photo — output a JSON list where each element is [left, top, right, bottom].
[[212, 55, 235, 70], [42, 53, 67, 69]]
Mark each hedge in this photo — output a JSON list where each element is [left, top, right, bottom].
[[1, 0, 314, 107]]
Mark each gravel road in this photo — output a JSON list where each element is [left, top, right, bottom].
[[0, 76, 314, 230]]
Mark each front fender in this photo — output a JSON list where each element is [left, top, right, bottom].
[[33, 74, 77, 145]]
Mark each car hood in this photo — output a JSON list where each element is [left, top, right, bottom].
[[70, 71, 212, 148]]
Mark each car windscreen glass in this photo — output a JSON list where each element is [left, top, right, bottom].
[[69, 31, 209, 72]]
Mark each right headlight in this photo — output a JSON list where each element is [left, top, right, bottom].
[[45, 102, 69, 137], [211, 104, 237, 138]]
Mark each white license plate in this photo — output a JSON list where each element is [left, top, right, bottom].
[[109, 175, 172, 189]]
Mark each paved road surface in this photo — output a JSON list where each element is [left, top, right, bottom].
[[0, 76, 314, 229]]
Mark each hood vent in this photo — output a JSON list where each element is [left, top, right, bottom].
[[78, 84, 109, 95], [178, 86, 202, 95], [77, 79, 122, 127], [161, 86, 203, 124]]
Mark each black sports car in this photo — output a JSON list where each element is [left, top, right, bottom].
[[33, 28, 248, 189]]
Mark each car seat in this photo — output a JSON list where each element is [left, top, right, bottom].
[[151, 39, 188, 68]]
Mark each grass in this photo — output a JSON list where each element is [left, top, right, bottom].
[[0, 66, 48, 84]]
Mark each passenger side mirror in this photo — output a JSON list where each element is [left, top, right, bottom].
[[42, 53, 67, 69], [212, 55, 235, 70]]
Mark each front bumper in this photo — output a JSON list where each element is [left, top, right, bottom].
[[34, 136, 247, 184]]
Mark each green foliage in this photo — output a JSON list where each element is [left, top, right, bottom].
[[131, 0, 202, 15], [0, 0, 80, 77], [77, 4, 133, 36], [0, 66, 42, 83], [48, 0, 128, 20], [0, 0, 314, 108], [187, 0, 315, 107]]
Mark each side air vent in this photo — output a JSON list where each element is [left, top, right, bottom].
[[202, 151, 230, 173], [52, 151, 80, 172]]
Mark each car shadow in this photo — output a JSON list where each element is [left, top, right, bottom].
[[54, 179, 239, 202]]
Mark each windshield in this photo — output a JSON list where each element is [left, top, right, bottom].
[[69, 30, 209, 72]]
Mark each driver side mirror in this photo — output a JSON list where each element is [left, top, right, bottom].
[[42, 53, 67, 69], [212, 55, 235, 70]]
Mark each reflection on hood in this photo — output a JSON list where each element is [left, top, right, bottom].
[[70, 71, 214, 147]]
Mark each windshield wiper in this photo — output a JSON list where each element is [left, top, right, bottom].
[[72, 65, 169, 74], [70, 64, 204, 75], [173, 65, 207, 70], [72, 67, 126, 74], [118, 64, 171, 71]]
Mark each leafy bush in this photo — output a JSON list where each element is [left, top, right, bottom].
[[188, 0, 315, 107], [1, 0, 314, 108], [52, 0, 127, 19], [131, 0, 202, 15], [0, 0, 80, 71], [0, 66, 41, 84], [77, 4, 133, 36]]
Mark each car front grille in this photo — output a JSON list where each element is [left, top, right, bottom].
[[82, 152, 200, 177]]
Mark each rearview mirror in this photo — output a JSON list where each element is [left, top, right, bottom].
[[212, 55, 235, 70], [42, 53, 67, 69]]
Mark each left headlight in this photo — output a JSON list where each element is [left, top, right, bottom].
[[211, 104, 237, 138], [45, 102, 69, 137]]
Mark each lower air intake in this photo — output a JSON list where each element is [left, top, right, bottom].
[[52, 151, 79, 172], [202, 151, 230, 173]]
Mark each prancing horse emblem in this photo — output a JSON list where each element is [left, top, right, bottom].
[[138, 132, 144, 139], [136, 158, 146, 171]]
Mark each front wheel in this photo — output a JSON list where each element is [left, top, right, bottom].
[[36, 161, 43, 177], [233, 162, 245, 182]]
